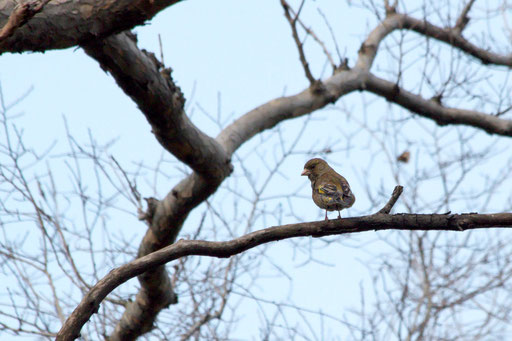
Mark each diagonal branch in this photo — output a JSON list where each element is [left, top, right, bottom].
[[80, 29, 363, 340], [82, 25, 512, 338], [280, 0, 316, 85], [57, 185, 512, 340], [79, 7, 512, 339], [399, 12, 512, 67], [0, 0, 182, 54], [104, 63, 362, 341], [363, 73, 512, 136], [356, 11, 512, 71], [453, 0, 476, 34], [81, 31, 234, 340], [82, 32, 232, 180], [378, 185, 403, 214]]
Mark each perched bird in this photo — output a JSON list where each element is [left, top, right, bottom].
[[301, 158, 355, 221]]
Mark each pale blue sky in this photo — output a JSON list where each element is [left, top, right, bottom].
[[1, 0, 512, 339]]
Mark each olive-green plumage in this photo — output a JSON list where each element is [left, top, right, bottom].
[[301, 158, 355, 220]]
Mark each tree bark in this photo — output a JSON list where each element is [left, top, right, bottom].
[[0, 0, 181, 54], [56, 208, 512, 340], [3, 1, 512, 339]]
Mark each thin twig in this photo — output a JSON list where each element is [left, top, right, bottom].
[[280, 0, 316, 85], [453, 0, 476, 34], [317, 8, 343, 68], [378, 185, 404, 214]]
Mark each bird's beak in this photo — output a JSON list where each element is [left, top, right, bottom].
[[301, 168, 310, 176]]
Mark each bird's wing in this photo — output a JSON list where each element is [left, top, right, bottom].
[[318, 183, 340, 197], [322, 173, 352, 195], [319, 172, 355, 202], [339, 178, 353, 199], [316, 183, 343, 206]]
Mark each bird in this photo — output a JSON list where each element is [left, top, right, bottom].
[[301, 158, 355, 221]]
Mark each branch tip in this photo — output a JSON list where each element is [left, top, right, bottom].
[[378, 185, 403, 214]]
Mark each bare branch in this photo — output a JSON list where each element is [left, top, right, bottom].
[[82, 32, 232, 180], [453, 0, 476, 35], [98, 43, 512, 337], [356, 11, 512, 71], [317, 8, 343, 68], [216, 69, 360, 156], [57, 207, 512, 340], [378, 185, 403, 214], [364, 73, 512, 136], [399, 12, 512, 67], [0, 0, 181, 54], [4, 2, 512, 340], [15, 8, 512, 336], [280, 0, 316, 85]]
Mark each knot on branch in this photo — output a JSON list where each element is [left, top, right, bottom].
[[334, 58, 350, 74], [310, 80, 337, 104], [383, 83, 400, 102], [430, 93, 443, 105], [140, 48, 186, 110], [226, 157, 234, 175], [143, 49, 164, 70], [358, 42, 377, 56], [385, 4, 397, 16], [138, 197, 160, 225]]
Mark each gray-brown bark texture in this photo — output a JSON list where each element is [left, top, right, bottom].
[[2, 1, 512, 340], [57, 206, 512, 340], [0, 0, 181, 53]]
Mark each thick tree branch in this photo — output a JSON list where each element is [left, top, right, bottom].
[[74, 7, 512, 339], [2, 1, 511, 339], [110, 174, 221, 340], [81, 31, 235, 340], [82, 32, 232, 181], [363, 73, 512, 136], [217, 69, 362, 155], [87, 26, 512, 336], [355, 10, 399, 71], [0, 0, 181, 54], [105, 66, 362, 341], [81, 29, 362, 339], [57, 191, 512, 339]]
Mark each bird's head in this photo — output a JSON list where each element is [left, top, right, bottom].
[[301, 158, 328, 180]]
